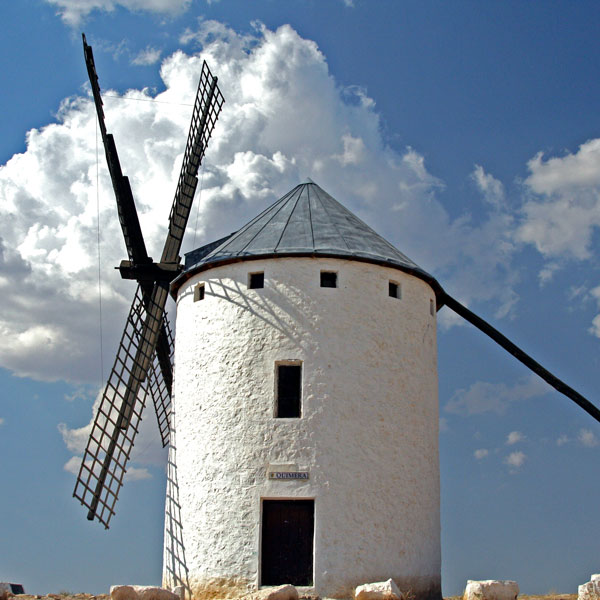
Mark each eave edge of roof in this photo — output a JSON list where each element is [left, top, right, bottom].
[[170, 252, 446, 308]]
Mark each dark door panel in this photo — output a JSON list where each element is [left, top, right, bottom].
[[261, 499, 314, 586]]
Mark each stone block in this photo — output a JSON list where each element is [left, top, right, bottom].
[[463, 580, 519, 600], [110, 586, 179, 600], [135, 587, 179, 600], [171, 587, 185, 600], [111, 587, 137, 600], [244, 585, 299, 600], [579, 577, 600, 600], [355, 579, 402, 600]]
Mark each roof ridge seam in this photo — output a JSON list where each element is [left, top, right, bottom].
[[306, 184, 315, 249], [273, 186, 302, 252]]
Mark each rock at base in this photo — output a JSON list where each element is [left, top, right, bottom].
[[110, 586, 179, 600], [463, 580, 519, 600], [243, 585, 299, 600], [579, 575, 600, 600], [355, 579, 402, 600]]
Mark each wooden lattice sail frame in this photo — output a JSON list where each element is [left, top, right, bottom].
[[73, 35, 224, 528]]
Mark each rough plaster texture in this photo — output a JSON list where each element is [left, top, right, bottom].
[[163, 257, 440, 600]]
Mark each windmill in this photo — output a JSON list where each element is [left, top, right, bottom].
[[74, 33, 599, 600], [73, 34, 224, 528]]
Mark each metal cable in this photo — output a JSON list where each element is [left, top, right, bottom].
[[103, 95, 193, 107]]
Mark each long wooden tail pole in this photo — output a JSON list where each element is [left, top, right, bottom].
[[442, 292, 600, 424]]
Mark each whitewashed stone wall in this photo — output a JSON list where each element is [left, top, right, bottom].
[[163, 257, 440, 600]]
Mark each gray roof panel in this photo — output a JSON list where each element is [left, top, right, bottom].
[[207, 188, 294, 259], [249, 189, 302, 253], [277, 186, 314, 252]]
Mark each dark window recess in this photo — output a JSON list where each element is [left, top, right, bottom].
[[261, 500, 314, 586], [249, 272, 264, 289], [430, 298, 435, 316], [389, 281, 400, 298], [10, 586, 25, 595], [320, 271, 337, 288], [194, 284, 205, 302], [276, 364, 302, 418]]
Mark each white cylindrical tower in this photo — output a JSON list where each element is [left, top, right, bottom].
[[164, 182, 442, 600]]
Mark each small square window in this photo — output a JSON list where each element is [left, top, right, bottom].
[[320, 271, 337, 288], [276, 363, 302, 418], [389, 281, 401, 299], [194, 283, 205, 302], [249, 272, 264, 289]]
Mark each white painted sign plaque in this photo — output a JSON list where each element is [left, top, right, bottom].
[[268, 471, 309, 480]]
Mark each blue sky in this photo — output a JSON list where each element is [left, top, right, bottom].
[[1, 0, 600, 596]]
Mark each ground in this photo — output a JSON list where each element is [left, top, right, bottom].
[[2, 594, 579, 600]]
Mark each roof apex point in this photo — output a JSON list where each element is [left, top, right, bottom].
[[302, 177, 315, 184]]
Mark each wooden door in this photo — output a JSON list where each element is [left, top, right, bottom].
[[261, 499, 314, 586]]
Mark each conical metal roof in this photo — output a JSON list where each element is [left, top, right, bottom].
[[173, 181, 442, 298]]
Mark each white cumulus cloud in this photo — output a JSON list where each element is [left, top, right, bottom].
[[45, 0, 191, 26], [58, 420, 92, 454], [0, 21, 524, 384], [517, 140, 600, 261], [505, 451, 526, 469], [515, 140, 600, 334], [474, 448, 489, 460], [132, 47, 162, 66], [506, 431, 524, 445], [445, 375, 549, 416], [589, 287, 600, 338], [436, 165, 518, 321], [578, 428, 598, 448], [472, 165, 505, 209]]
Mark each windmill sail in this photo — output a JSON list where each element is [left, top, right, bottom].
[[147, 316, 175, 448], [82, 34, 149, 266], [74, 35, 224, 528], [162, 61, 224, 264], [74, 285, 160, 527]]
